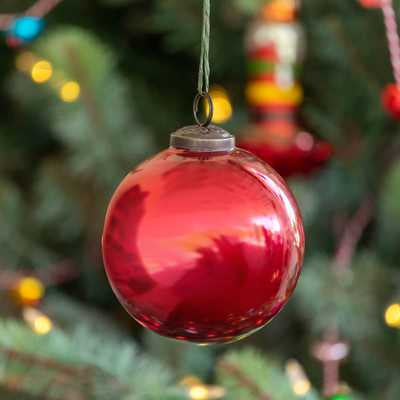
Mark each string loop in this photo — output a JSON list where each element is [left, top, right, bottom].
[[194, 0, 213, 127], [193, 92, 213, 127]]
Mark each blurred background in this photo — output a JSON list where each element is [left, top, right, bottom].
[[0, 0, 400, 399]]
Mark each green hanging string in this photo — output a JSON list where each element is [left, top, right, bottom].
[[197, 0, 210, 95], [193, 0, 213, 127]]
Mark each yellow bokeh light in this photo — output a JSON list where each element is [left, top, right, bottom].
[[385, 303, 400, 328], [17, 277, 45, 304], [60, 81, 81, 102], [180, 375, 203, 387], [16, 52, 37, 73], [23, 308, 53, 335], [293, 380, 311, 397], [211, 97, 233, 124], [189, 385, 209, 400], [33, 315, 53, 335], [31, 60, 53, 83], [286, 359, 311, 397], [181, 376, 225, 399], [205, 86, 233, 124]]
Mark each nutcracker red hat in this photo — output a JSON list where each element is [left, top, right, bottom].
[[262, 0, 300, 22]]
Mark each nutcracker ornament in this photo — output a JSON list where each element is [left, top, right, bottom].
[[102, 0, 305, 344], [238, 0, 333, 177]]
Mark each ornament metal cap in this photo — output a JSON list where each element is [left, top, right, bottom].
[[170, 125, 235, 153]]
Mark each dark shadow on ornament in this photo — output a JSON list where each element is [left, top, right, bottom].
[[102, 184, 156, 298], [159, 227, 294, 344]]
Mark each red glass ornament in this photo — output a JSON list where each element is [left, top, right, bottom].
[[382, 83, 400, 119], [102, 146, 304, 344], [359, 0, 381, 8]]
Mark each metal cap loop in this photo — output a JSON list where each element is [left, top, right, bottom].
[[193, 92, 214, 127]]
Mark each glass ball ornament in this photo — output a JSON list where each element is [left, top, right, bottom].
[[382, 83, 400, 119], [102, 124, 305, 344]]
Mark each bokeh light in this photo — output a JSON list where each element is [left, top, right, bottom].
[[34, 315, 53, 335], [286, 359, 311, 397], [293, 380, 311, 396], [16, 277, 45, 305], [385, 303, 400, 328], [23, 308, 53, 335], [31, 60, 53, 83], [60, 81, 81, 102], [206, 86, 233, 124], [296, 132, 314, 151], [189, 385, 209, 400]]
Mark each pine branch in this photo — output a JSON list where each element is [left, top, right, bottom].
[[0, 348, 97, 400], [330, 20, 381, 93], [1, 348, 91, 378], [333, 197, 374, 274], [26, 0, 63, 17], [64, 44, 127, 170], [0, 318, 183, 399], [64, 46, 104, 140], [0, 14, 13, 30], [0, 387, 52, 400], [0, 259, 78, 290], [218, 361, 272, 400], [318, 197, 374, 396]]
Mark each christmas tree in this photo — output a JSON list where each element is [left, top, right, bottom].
[[0, 0, 399, 399]]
